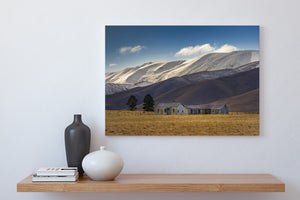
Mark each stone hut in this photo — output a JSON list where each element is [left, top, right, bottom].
[[155, 103, 229, 115], [185, 104, 229, 114], [155, 103, 187, 115]]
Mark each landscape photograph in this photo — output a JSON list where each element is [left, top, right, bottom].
[[105, 26, 259, 136]]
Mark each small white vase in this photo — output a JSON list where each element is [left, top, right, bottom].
[[82, 146, 123, 181]]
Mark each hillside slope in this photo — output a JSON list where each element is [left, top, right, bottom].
[[106, 68, 259, 111], [208, 89, 259, 112], [155, 68, 259, 105]]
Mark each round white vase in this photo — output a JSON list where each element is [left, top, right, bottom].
[[82, 146, 123, 181]]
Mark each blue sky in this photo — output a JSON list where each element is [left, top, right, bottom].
[[105, 26, 259, 72]]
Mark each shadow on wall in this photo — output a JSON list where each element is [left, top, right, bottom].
[[46, 191, 288, 200], [89, 122, 107, 152]]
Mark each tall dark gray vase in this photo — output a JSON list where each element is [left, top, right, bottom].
[[65, 114, 91, 176]]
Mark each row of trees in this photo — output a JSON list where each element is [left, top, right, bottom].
[[126, 94, 154, 111]]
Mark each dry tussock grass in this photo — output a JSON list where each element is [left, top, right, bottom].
[[105, 110, 259, 136]]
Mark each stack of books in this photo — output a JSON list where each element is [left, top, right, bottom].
[[32, 167, 79, 182]]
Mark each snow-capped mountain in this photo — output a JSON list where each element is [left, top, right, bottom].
[[106, 50, 259, 85]]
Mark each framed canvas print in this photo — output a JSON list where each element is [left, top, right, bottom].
[[105, 26, 259, 136]]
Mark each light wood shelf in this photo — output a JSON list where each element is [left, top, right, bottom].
[[17, 174, 285, 192]]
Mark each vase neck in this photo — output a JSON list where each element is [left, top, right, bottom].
[[73, 114, 82, 124]]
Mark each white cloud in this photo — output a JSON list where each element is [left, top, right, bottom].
[[175, 44, 239, 58], [214, 44, 238, 53], [120, 45, 145, 54], [120, 47, 132, 54], [175, 44, 215, 57], [109, 63, 117, 67]]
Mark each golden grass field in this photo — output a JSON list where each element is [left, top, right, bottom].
[[105, 110, 259, 136]]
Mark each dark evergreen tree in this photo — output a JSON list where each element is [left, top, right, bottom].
[[143, 94, 154, 111], [126, 95, 138, 111]]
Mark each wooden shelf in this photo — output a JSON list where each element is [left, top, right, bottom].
[[17, 174, 285, 192]]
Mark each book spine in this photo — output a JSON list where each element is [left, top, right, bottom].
[[36, 168, 77, 176], [32, 173, 79, 182], [36, 172, 76, 176]]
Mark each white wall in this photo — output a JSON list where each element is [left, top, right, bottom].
[[1, 0, 299, 199]]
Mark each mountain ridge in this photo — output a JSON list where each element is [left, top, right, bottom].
[[106, 50, 259, 86], [106, 61, 259, 95]]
